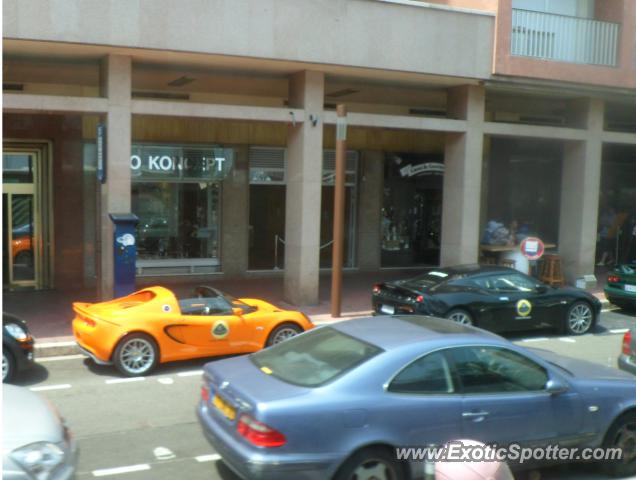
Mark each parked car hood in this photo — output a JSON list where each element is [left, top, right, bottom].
[[2, 385, 63, 450], [529, 348, 633, 381]]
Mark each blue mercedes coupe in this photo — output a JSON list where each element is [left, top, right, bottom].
[[197, 316, 636, 480]]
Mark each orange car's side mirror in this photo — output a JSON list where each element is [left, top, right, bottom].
[[232, 307, 244, 317]]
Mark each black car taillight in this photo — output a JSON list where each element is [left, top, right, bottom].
[[372, 284, 382, 294], [608, 275, 621, 284]]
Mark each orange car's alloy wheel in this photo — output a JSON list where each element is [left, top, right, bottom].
[[114, 334, 158, 376], [266, 323, 303, 347]]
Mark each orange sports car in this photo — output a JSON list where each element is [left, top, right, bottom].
[[72, 286, 314, 376]]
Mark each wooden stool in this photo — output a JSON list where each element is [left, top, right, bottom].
[[539, 254, 565, 286], [500, 259, 516, 269]]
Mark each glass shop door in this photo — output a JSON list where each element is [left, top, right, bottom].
[[3, 151, 42, 289]]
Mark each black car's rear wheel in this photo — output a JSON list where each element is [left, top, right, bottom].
[[563, 301, 593, 335], [446, 308, 474, 326], [601, 412, 636, 477], [334, 447, 405, 480], [2, 348, 15, 383], [113, 333, 159, 376]]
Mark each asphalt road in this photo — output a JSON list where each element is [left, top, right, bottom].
[[9, 305, 636, 480]]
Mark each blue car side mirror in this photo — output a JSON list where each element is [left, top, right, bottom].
[[546, 378, 568, 395]]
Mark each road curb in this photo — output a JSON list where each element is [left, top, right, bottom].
[[35, 339, 80, 359], [311, 311, 372, 325]]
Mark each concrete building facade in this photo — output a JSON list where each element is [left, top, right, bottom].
[[3, 0, 636, 303]]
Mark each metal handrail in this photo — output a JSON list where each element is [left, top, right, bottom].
[[274, 234, 283, 270], [273, 235, 336, 270], [320, 240, 334, 250]]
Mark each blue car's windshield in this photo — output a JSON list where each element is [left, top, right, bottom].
[[251, 327, 382, 387]]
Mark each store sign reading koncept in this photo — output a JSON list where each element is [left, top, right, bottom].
[[130, 144, 234, 181]]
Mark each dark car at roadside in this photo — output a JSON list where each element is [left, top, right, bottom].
[[605, 262, 636, 311], [3, 313, 35, 383], [372, 264, 602, 335]]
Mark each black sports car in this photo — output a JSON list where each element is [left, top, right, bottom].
[[3, 313, 35, 382], [372, 265, 602, 335]]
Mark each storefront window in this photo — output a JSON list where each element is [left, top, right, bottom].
[[598, 144, 636, 264], [485, 139, 561, 247], [381, 154, 443, 267], [133, 182, 220, 260], [131, 144, 232, 275]]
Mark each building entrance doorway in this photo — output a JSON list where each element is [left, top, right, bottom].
[[2, 145, 51, 290], [381, 154, 443, 267]]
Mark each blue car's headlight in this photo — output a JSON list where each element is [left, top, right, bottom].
[[5, 323, 29, 341], [11, 442, 65, 480]]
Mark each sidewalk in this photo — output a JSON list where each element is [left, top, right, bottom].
[[3, 268, 609, 357]]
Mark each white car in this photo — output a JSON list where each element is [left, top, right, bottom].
[[2, 385, 77, 480]]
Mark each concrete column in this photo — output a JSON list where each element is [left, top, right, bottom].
[[440, 85, 485, 266], [221, 146, 249, 276], [357, 151, 383, 271], [558, 99, 604, 284], [479, 136, 491, 236], [284, 71, 324, 305], [99, 55, 132, 299]]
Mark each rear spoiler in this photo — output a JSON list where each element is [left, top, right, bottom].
[[72, 302, 99, 322]]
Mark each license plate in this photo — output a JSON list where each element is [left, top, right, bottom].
[[212, 394, 236, 421], [380, 304, 395, 315], [626, 285, 636, 293]]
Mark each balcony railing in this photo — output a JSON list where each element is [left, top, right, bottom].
[[511, 8, 619, 67]]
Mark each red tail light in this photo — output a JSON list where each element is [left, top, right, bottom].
[[608, 275, 620, 284], [81, 317, 96, 327], [623, 331, 633, 356], [237, 414, 286, 447], [372, 284, 382, 294], [200, 385, 210, 403], [415, 295, 424, 303]]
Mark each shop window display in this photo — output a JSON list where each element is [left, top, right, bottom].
[[130, 144, 232, 272], [598, 145, 636, 265], [486, 140, 562, 248], [381, 155, 443, 267], [132, 182, 220, 260]]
